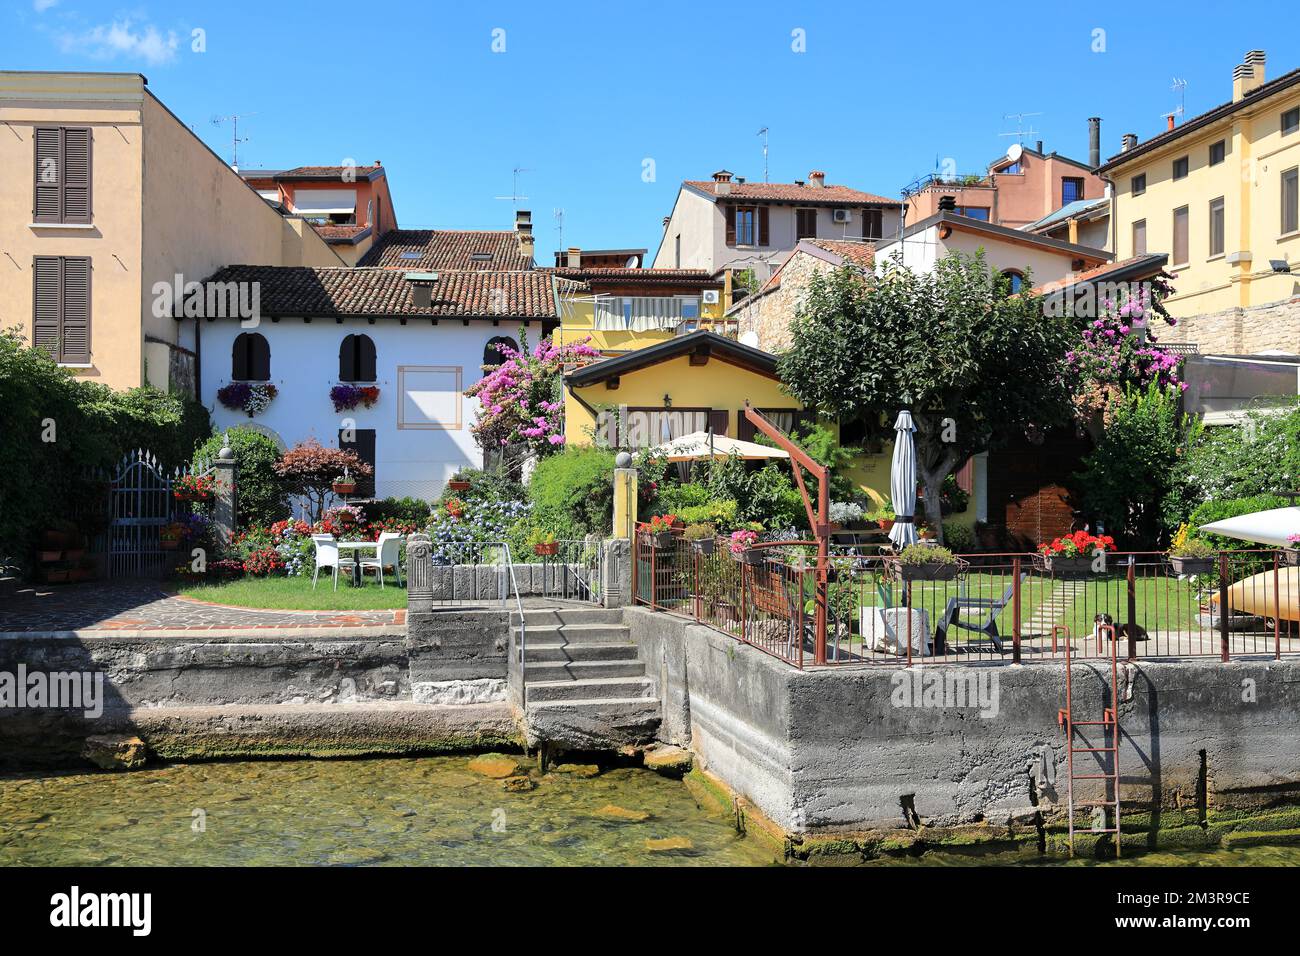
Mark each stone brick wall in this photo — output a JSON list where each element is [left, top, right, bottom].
[[731, 250, 834, 353], [1165, 294, 1300, 354]]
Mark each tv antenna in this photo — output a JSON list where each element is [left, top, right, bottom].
[[494, 166, 532, 212], [211, 113, 254, 169], [553, 208, 564, 252], [1169, 77, 1188, 121], [757, 127, 769, 183], [999, 111, 1042, 146]]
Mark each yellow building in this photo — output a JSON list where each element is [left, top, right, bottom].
[[1099, 50, 1300, 316], [0, 71, 344, 394]]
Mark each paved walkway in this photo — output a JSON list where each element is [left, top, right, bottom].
[[0, 581, 405, 633]]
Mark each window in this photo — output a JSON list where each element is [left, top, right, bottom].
[[1132, 219, 1147, 255], [953, 206, 990, 220], [1173, 156, 1189, 180], [863, 208, 883, 240], [796, 208, 817, 239], [734, 206, 755, 245], [1131, 173, 1146, 196], [1000, 269, 1025, 294], [32, 256, 91, 364], [1284, 167, 1299, 235], [339, 333, 376, 382], [1209, 140, 1226, 166], [398, 366, 462, 430], [1209, 197, 1225, 257], [1283, 107, 1300, 136], [232, 332, 270, 381], [482, 335, 517, 368], [33, 126, 92, 224], [339, 428, 376, 498], [725, 205, 767, 246], [1061, 177, 1085, 204], [1000, 162, 1022, 175], [1172, 206, 1189, 265]]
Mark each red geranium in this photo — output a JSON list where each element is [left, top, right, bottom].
[[1038, 530, 1116, 557]]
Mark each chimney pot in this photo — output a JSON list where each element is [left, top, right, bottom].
[[711, 169, 733, 182], [566, 247, 581, 269], [1121, 133, 1138, 153], [662, 215, 671, 229], [808, 170, 826, 188], [1088, 117, 1101, 169], [938, 195, 957, 212], [1166, 114, 1176, 131], [1234, 52, 1266, 102], [1036, 140, 1043, 155]]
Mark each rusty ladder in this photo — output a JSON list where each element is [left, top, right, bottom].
[[1056, 623, 1122, 858]]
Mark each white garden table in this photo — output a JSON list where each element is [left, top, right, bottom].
[[337, 540, 379, 587]]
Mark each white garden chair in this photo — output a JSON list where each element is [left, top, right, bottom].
[[311, 534, 355, 591], [359, 532, 404, 588]]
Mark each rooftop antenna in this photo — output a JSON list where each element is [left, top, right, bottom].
[[757, 127, 769, 183], [999, 111, 1042, 146], [494, 166, 532, 212], [1169, 77, 1188, 121], [211, 112, 254, 169], [553, 207, 564, 252]]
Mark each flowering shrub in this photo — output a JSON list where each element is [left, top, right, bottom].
[[273, 439, 372, 522], [330, 384, 380, 413], [1289, 533, 1300, 551], [217, 381, 278, 417], [242, 546, 285, 576], [644, 514, 678, 533], [729, 529, 759, 555], [173, 473, 215, 502], [1038, 530, 1116, 557], [464, 333, 600, 455]]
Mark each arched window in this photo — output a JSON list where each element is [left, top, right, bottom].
[[339, 333, 377, 382], [483, 336, 518, 368], [232, 332, 270, 381], [1001, 269, 1025, 295]]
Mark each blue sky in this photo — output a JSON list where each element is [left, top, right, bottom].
[[5, 1, 1298, 261]]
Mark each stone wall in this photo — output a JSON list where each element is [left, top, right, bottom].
[[731, 250, 832, 353], [1165, 293, 1300, 354]]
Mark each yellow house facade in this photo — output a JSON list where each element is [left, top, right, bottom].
[[0, 71, 344, 394], [1100, 51, 1300, 316]]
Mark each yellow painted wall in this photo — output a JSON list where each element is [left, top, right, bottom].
[[555, 294, 726, 354], [1110, 83, 1300, 315]]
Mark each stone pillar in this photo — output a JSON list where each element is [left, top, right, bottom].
[[406, 533, 433, 615], [211, 435, 238, 548], [601, 538, 632, 608], [611, 451, 638, 540]]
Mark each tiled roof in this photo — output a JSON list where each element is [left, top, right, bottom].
[[202, 266, 560, 318], [684, 180, 898, 206], [1030, 254, 1169, 297], [1099, 66, 1300, 171], [357, 229, 532, 270], [277, 165, 383, 180], [805, 239, 876, 267], [311, 223, 370, 243]]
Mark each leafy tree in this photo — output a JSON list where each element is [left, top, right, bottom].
[[778, 254, 1074, 541], [194, 428, 287, 528], [272, 439, 371, 522]]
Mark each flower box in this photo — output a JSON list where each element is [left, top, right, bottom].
[[1035, 555, 1100, 577], [1285, 550, 1300, 568], [448, 480, 472, 492], [332, 481, 357, 495], [888, 558, 964, 582], [731, 547, 766, 566], [1169, 556, 1216, 577], [644, 531, 676, 550], [690, 537, 716, 557], [534, 541, 559, 557]]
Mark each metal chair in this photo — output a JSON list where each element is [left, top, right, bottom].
[[311, 534, 355, 591]]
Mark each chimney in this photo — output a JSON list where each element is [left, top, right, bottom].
[[515, 209, 534, 259], [1121, 133, 1138, 153], [938, 195, 957, 212], [712, 169, 733, 196], [662, 215, 671, 231], [1165, 113, 1176, 131], [1036, 140, 1043, 155], [1088, 117, 1101, 168], [1233, 50, 1266, 102], [808, 170, 826, 188], [566, 247, 581, 269]]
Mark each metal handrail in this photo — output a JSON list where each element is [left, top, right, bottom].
[[499, 542, 528, 700]]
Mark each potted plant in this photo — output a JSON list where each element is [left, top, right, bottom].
[[447, 472, 472, 492], [173, 473, 215, 503], [829, 501, 864, 533], [1034, 531, 1116, 577], [887, 543, 965, 582], [329, 384, 381, 413], [1167, 524, 1217, 576], [869, 504, 896, 533], [1287, 534, 1300, 567], [217, 381, 278, 417], [530, 529, 559, 557], [641, 514, 679, 550], [729, 528, 764, 565], [683, 522, 717, 556], [332, 469, 357, 496]]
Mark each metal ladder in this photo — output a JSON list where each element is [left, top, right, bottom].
[[1056, 623, 1122, 858]]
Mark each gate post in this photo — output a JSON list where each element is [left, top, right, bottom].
[[211, 435, 238, 548]]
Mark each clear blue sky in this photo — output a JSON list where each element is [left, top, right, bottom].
[[5, 1, 1297, 260]]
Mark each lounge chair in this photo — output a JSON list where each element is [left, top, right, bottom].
[[934, 572, 1027, 653]]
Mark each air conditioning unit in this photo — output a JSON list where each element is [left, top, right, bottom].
[[702, 289, 720, 304], [832, 208, 852, 224]]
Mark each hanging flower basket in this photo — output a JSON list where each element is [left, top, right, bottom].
[[332, 480, 357, 495], [217, 381, 278, 417], [330, 384, 381, 413], [885, 548, 968, 582], [1034, 532, 1117, 578], [1285, 548, 1300, 567], [173, 473, 215, 503], [534, 541, 559, 557], [731, 547, 766, 566], [643, 531, 676, 550]]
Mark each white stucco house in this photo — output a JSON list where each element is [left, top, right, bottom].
[[192, 264, 573, 501]]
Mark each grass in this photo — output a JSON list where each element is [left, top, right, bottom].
[[179, 575, 408, 610]]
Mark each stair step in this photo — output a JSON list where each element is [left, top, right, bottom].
[[524, 659, 646, 681], [525, 675, 654, 703], [523, 642, 640, 662], [525, 695, 662, 713], [512, 608, 624, 627], [519, 623, 632, 644]]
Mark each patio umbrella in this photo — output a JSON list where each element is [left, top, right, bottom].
[[1199, 506, 1300, 548], [652, 431, 790, 462], [888, 410, 918, 549]]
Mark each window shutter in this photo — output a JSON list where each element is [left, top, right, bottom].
[[724, 205, 736, 245], [737, 409, 755, 443], [232, 333, 249, 380], [708, 409, 729, 437], [33, 128, 61, 223], [61, 128, 91, 224], [360, 334, 376, 381], [758, 206, 770, 246], [32, 256, 62, 357], [59, 257, 91, 364]]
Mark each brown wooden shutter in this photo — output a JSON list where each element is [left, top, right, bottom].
[[232, 333, 250, 380], [59, 257, 91, 364], [32, 256, 62, 357], [737, 409, 755, 442], [724, 205, 736, 245], [758, 206, 770, 246], [33, 128, 61, 223], [708, 409, 729, 437], [61, 128, 92, 224]]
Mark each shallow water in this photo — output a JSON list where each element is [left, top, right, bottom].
[[2, 757, 1296, 866], [0, 757, 777, 867]]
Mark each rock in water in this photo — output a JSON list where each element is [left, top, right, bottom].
[[467, 753, 522, 779], [643, 745, 693, 776], [82, 735, 148, 771], [596, 804, 651, 823], [645, 836, 693, 852], [550, 763, 601, 778], [502, 775, 536, 792]]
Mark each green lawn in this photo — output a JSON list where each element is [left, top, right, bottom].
[[179, 576, 408, 610]]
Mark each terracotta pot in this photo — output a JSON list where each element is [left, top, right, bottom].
[[534, 541, 559, 556], [878, 519, 895, 533], [448, 481, 471, 492], [332, 481, 357, 495]]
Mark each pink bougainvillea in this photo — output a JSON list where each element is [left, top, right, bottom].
[[465, 334, 600, 456]]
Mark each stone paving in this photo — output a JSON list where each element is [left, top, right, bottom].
[[0, 581, 406, 633]]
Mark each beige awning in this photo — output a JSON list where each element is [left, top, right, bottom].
[[652, 430, 789, 461]]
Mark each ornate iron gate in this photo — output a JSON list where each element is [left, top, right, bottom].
[[106, 450, 212, 578]]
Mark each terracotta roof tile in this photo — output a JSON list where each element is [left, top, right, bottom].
[[804, 239, 876, 266], [277, 165, 383, 179], [311, 223, 370, 242], [540, 266, 719, 286], [358, 229, 532, 270], [684, 180, 897, 206]]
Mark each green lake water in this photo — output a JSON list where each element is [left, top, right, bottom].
[[2, 757, 1297, 867]]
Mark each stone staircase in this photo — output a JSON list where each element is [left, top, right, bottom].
[[1024, 579, 1088, 637], [513, 607, 660, 750]]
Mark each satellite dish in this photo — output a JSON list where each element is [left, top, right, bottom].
[[739, 331, 760, 348], [625, 255, 640, 268], [1006, 142, 1024, 163]]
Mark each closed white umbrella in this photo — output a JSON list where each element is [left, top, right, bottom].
[[889, 410, 918, 549], [1200, 506, 1300, 548]]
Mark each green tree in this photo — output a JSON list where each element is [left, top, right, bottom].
[[194, 428, 288, 528], [778, 254, 1074, 540]]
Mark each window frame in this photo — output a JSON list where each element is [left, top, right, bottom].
[[1283, 107, 1300, 137], [1130, 173, 1146, 197], [232, 331, 271, 382], [1172, 156, 1189, 181], [32, 125, 93, 225], [32, 254, 92, 366], [1209, 140, 1226, 166], [338, 332, 376, 383], [1283, 166, 1299, 236], [1131, 219, 1147, 256], [1172, 205, 1190, 267], [795, 207, 817, 239], [734, 205, 757, 246], [1208, 196, 1225, 258], [862, 208, 883, 240], [1061, 177, 1085, 205]]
